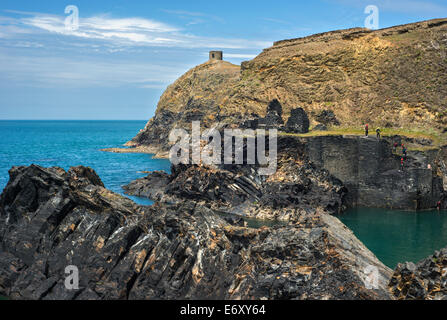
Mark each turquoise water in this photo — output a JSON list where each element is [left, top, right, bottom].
[[339, 208, 447, 269], [0, 121, 171, 205]]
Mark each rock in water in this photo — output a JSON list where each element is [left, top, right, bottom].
[[0, 165, 392, 300], [286, 108, 310, 133]]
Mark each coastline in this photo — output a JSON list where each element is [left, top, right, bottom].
[[101, 143, 169, 159]]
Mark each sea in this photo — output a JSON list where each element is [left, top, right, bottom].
[[0, 120, 446, 268]]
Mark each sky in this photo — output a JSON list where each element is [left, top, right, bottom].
[[0, 0, 446, 120]]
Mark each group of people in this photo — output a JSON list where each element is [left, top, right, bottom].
[[364, 124, 381, 139], [365, 124, 408, 170], [364, 124, 444, 212]]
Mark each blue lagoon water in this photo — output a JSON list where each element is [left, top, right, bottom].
[[339, 208, 447, 268], [0, 121, 171, 205]]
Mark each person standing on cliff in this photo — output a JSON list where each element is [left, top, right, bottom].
[[365, 124, 369, 136], [400, 157, 405, 171], [437, 201, 442, 211], [402, 145, 407, 160], [376, 128, 381, 139]]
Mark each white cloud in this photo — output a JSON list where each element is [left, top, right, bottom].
[[262, 17, 292, 25], [0, 10, 268, 90]]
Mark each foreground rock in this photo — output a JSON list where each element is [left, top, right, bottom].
[[0, 165, 391, 299], [389, 249, 447, 300]]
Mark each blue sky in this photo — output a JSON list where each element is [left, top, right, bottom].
[[0, 0, 446, 120]]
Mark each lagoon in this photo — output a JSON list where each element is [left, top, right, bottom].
[[339, 208, 447, 268]]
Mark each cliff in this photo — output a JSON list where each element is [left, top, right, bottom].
[[127, 60, 241, 157], [127, 18, 447, 157], [304, 135, 445, 209], [233, 18, 447, 128]]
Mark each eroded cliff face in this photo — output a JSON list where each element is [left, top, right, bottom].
[[128, 18, 447, 157], [229, 19, 447, 129], [304, 135, 445, 209], [0, 165, 392, 300]]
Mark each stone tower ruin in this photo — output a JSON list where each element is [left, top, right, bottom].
[[209, 51, 223, 61]]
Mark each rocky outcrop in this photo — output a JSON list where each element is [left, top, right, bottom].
[[235, 19, 447, 130], [125, 135, 349, 221], [258, 99, 284, 129], [0, 165, 392, 300], [315, 110, 339, 127], [127, 60, 241, 157], [389, 248, 447, 300], [126, 133, 446, 211]]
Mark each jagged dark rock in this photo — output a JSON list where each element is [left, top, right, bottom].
[[125, 135, 349, 220], [126, 134, 446, 212], [123, 171, 170, 201], [258, 99, 284, 129], [389, 248, 447, 300], [0, 165, 392, 300], [266, 99, 283, 118], [285, 108, 310, 133]]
